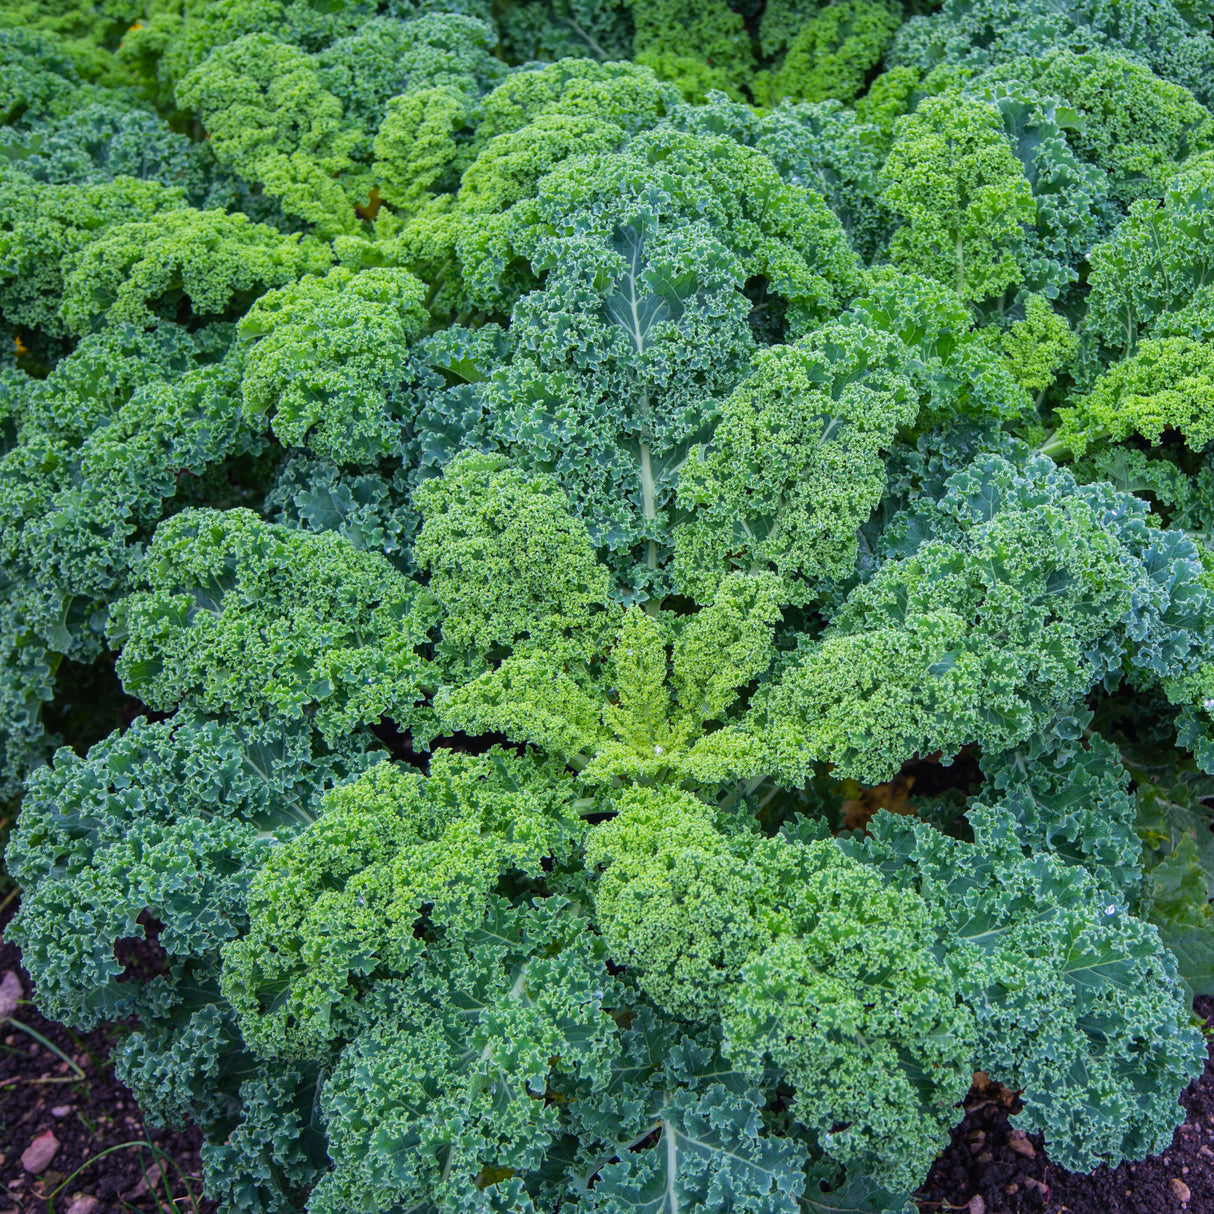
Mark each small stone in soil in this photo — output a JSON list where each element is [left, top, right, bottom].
[[128, 1161, 164, 1198], [1171, 1178, 1192, 1203], [965, 1196, 986, 1214], [0, 970, 21, 1017], [49, 1104, 72, 1117], [20, 1131, 59, 1174], [66, 1197, 100, 1214], [1008, 1129, 1036, 1158]]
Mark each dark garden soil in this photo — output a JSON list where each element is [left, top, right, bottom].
[[3, 896, 1214, 1214]]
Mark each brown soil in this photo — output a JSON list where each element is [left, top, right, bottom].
[[4, 894, 1214, 1214]]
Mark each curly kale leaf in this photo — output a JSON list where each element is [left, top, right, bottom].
[[1081, 157, 1214, 371], [0, 327, 257, 795], [840, 268, 1034, 425], [4, 711, 377, 1029], [673, 321, 917, 606], [891, 0, 1214, 108], [879, 93, 1037, 303], [316, 13, 506, 131], [973, 82, 1113, 309], [630, 0, 755, 102], [110, 508, 437, 741], [263, 455, 418, 565], [310, 898, 619, 1214], [238, 264, 429, 463], [59, 205, 331, 333], [582, 1083, 807, 1214], [750, 455, 1214, 784], [1131, 758, 1214, 998], [440, 562, 781, 787], [1, 331, 250, 651], [666, 95, 894, 265], [198, 1061, 330, 1214], [0, 613, 56, 802], [1050, 336, 1214, 458], [977, 712, 1144, 898], [176, 32, 361, 236], [389, 58, 673, 241], [414, 451, 613, 660], [0, 27, 94, 124], [0, 102, 219, 204], [473, 57, 678, 146], [588, 789, 975, 1192], [979, 49, 1214, 209], [493, 0, 634, 64], [221, 750, 585, 1062], [0, 168, 186, 335], [848, 807, 1207, 1173], [434, 128, 861, 601], [752, 1, 901, 109]]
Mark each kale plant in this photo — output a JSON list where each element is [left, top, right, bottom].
[[4, 2, 1214, 1212]]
